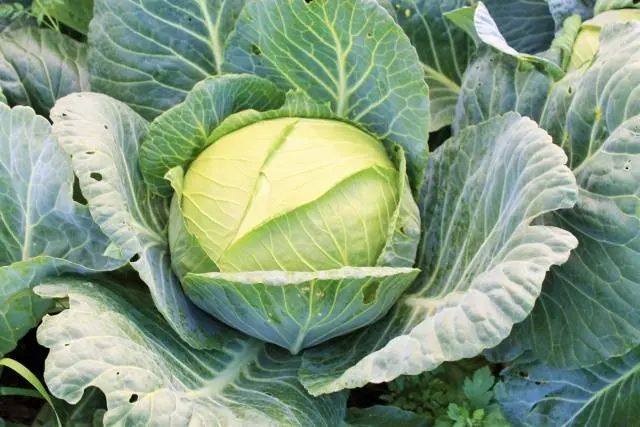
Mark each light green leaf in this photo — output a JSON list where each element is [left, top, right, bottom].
[[184, 267, 419, 354], [506, 22, 640, 369], [166, 167, 218, 279], [376, 146, 421, 268], [88, 0, 246, 119], [31, 0, 93, 34], [224, 0, 429, 190], [300, 113, 578, 395], [0, 27, 89, 115], [0, 104, 122, 356], [595, 0, 640, 14], [50, 93, 227, 349], [0, 88, 5, 104], [36, 279, 348, 427], [391, 0, 473, 132], [496, 346, 640, 426], [139, 74, 286, 197], [206, 91, 342, 144]]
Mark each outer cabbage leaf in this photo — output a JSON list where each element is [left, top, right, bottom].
[[224, 0, 429, 190], [36, 279, 347, 427], [482, 0, 556, 54], [451, 3, 583, 132], [390, 0, 473, 132], [0, 88, 5, 104], [139, 74, 286, 197], [299, 113, 578, 395], [50, 93, 228, 350], [453, 46, 554, 132], [495, 346, 640, 426], [446, 3, 564, 79], [0, 27, 89, 115], [0, 104, 123, 356], [508, 22, 640, 368], [88, 0, 246, 119], [184, 267, 419, 354]]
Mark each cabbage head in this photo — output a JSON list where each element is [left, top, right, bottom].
[[568, 9, 640, 71], [166, 114, 421, 354]]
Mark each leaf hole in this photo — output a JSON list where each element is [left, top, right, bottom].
[[129, 394, 139, 403], [624, 160, 632, 171], [90, 172, 103, 181], [64, 343, 70, 347], [104, 124, 109, 130], [518, 371, 528, 378], [251, 44, 261, 55], [362, 280, 380, 305], [130, 253, 140, 263], [367, 31, 373, 38], [72, 176, 87, 205], [85, 151, 95, 155], [116, 371, 120, 375]]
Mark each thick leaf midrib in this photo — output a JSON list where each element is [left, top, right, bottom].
[[421, 63, 460, 100], [197, 0, 224, 75], [187, 340, 264, 397], [321, 4, 351, 116]]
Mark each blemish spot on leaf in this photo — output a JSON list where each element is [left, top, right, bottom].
[[251, 44, 262, 55], [130, 254, 140, 263]]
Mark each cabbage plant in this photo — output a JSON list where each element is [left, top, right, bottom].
[[0, 0, 586, 425]]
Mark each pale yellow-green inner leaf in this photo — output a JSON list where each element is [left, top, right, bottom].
[[182, 117, 398, 271]]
